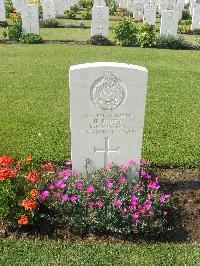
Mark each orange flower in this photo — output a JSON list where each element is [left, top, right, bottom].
[[0, 155, 14, 167], [30, 189, 40, 198], [18, 215, 28, 225], [0, 168, 16, 180], [22, 199, 37, 210], [26, 170, 41, 183], [26, 156, 33, 164], [42, 163, 54, 174]]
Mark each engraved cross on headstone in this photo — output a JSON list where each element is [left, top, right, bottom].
[[94, 137, 119, 166]]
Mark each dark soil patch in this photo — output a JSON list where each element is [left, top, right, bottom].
[[0, 168, 199, 243]]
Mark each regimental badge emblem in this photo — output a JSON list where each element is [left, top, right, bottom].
[[90, 72, 127, 111]]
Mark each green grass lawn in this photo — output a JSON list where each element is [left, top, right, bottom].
[[0, 44, 199, 167], [0, 239, 199, 265]]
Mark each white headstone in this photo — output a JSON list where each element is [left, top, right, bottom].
[[53, 0, 65, 16], [160, 10, 179, 36], [133, 1, 144, 20], [94, 0, 106, 6], [158, 0, 168, 12], [21, 4, 39, 34], [119, 0, 127, 8], [70, 62, 148, 172], [143, 3, 157, 24], [91, 5, 109, 37], [12, 0, 26, 13], [0, 0, 6, 21], [191, 5, 200, 30], [42, 0, 56, 19], [63, 0, 71, 11]]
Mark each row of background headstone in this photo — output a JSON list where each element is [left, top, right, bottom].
[[0, 0, 199, 38]]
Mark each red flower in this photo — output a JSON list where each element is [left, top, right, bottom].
[[30, 189, 40, 198], [18, 215, 28, 225], [42, 163, 54, 174], [0, 155, 14, 167], [26, 170, 41, 183], [22, 199, 37, 210]]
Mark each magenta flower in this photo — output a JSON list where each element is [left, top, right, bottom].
[[148, 182, 160, 190], [114, 189, 121, 194], [140, 159, 147, 165], [120, 164, 128, 172], [146, 174, 152, 180], [106, 162, 113, 169], [65, 161, 72, 166], [61, 195, 68, 201], [86, 185, 95, 194], [55, 180, 63, 188], [163, 211, 168, 216], [60, 183, 67, 189], [131, 212, 139, 219], [70, 195, 77, 202], [121, 208, 127, 214], [160, 194, 170, 203], [149, 194, 155, 198], [135, 219, 140, 224], [96, 202, 105, 207], [49, 185, 55, 190], [140, 208, 146, 214], [114, 200, 123, 207], [131, 195, 138, 205], [76, 182, 84, 189], [73, 170, 79, 177], [129, 160, 136, 165], [137, 204, 142, 209], [141, 171, 146, 177], [106, 181, 114, 189], [42, 190, 50, 197], [133, 185, 139, 190], [129, 205, 137, 211], [119, 177, 126, 183], [56, 192, 61, 198], [148, 210, 155, 216], [88, 201, 95, 208]]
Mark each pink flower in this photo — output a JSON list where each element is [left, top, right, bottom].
[[88, 201, 95, 208], [65, 161, 72, 166], [131, 195, 138, 205], [49, 185, 55, 190], [86, 185, 95, 194], [121, 208, 127, 214], [129, 205, 137, 211], [141, 171, 146, 177], [70, 195, 77, 202], [55, 180, 63, 188], [139, 187, 144, 192], [148, 210, 155, 216], [149, 194, 155, 198], [106, 162, 113, 169], [160, 194, 170, 203], [60, 183, 67, 189], [114, 200, 123, 207], [118, 177, 125, 183], [59, 169, 72, 177], [131, 212, 139, 219], [135, 219, 140, 224], [140, 208, 146, 214], [114, 189, 121, 193], [137, 204, 142, 209], [61, 195, 68, 201], [73, 170, 79, 177], [76, 182, 84, 189], [133, 185, 139, 190], [163, 211, 168, 216], [146, 175, 152, 180], [129, 160, 136, 165], [96, 202, 105, 207], [120, 164, 128, 172], [42, 190, 50, 197], [148, 182, 160, 190], [56, 192, 61, 198], [140, 159, 147, 165], [106, 181, 114, 189]]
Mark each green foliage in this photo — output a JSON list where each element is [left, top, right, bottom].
[[70, 4, 80, 13], [0, 181, 17, 220], [39, 18, 60, 28], [0, 21, 8, 28], [20, 34, 43, 44], [113, 19, 138, 47], [79, 0, 93, 9], [88, 34, 113, 46], [5, 0, 14, 18], [182, 9, 191, 20], [65, 10, 76, 19], [116, 8, 129, 17], [7, 19, 22, 41], [105, 0, 117, 15], [137, 23, 156, 48], [80, 10, 91, 20], [156, 35, 195, 50]]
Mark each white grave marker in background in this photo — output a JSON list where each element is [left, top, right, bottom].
[[70, 62, 148, 172], [160, 10, 179, 36], [191, 5, 200, 30], [91, 1, 109, 37], [21, 4, 39, 34], [0, 0, 6, 21], [143, 4, 157, 25], [42, 0, 56, 19]]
